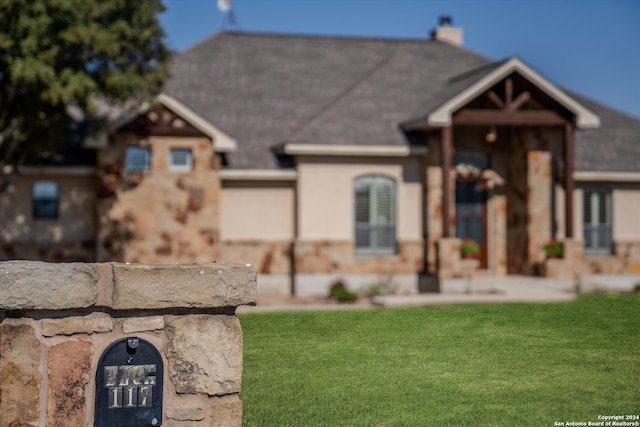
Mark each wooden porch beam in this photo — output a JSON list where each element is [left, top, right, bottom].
[[452, 109, 567, 125], [505, 78, 513, 105], [564, 122, 575, 238], [507, 91, 531, 111], [441, 126, 453, 238], [487, 91, 505, 109]]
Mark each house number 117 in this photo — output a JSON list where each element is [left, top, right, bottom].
[[104, 364, 156, 409]]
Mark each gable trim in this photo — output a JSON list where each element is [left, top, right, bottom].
[[157, 94, 237, 152], [283, 143, 427, 157], [420, 57, 600, 129]]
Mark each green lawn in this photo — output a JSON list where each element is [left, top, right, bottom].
[[239, 294, 640, 427]]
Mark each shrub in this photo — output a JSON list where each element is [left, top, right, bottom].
[[363, 274, 398, 297], [460, 239, 480, 258], [542, 240, 564, 258], [329, 280, 358, 303]]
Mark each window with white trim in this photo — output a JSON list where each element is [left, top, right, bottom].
[[354, 175, 396, 255], [33, 181, 59, 219], [169, 148, 193, 172], [125, 147, 151, 172], [583, 189, 613, 256]]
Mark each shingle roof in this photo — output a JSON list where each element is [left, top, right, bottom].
[[165, 32, 490, 168], [571, 93, 640, 173], [164, 31, 640, 172]]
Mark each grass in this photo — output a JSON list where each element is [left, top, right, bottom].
[[239, 294, 640, 426]]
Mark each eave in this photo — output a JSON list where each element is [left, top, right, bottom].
[[220, 169, 297, 181], [574, 171, 640, 182], [20, 166, 96, 176], [283, 143, 427, 157]]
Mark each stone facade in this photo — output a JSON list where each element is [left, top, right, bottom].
[[218, 241, 292, 275], [96, 132, 221, 264], [293, 240, 423, 275], [584, 241, 640, 274], [0, 261, 256, 427]]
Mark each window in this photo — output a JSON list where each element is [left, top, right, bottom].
[[583, 189, 613, 256], [125, 147, 150, 172], [169, 148, 193, 172], [354, 175, 396, 255], [33, 181, 58, 219]]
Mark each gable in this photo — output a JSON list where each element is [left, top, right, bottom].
[[403, 57, 600, 130], [121, 105, 206, 137], [114, 94, 237, 153]]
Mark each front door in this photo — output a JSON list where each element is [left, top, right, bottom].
[[456, 180, 488, 268]]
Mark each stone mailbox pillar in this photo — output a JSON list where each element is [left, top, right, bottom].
[[0, 261, 256, 427]]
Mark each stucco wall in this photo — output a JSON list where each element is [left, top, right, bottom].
[[0, 168, 96, 261], [0, 169, 96, 244], [220, 181, 294, 241], [573, 184, 640, 242], [613, 186, 640, 241], [296, 156, 422, 241]]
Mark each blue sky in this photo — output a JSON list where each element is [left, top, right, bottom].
[[160, 0, 640, 119]]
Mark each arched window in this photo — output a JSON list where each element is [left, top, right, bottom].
[[354, 175, 396, 255], [32, 181, 59, 219]]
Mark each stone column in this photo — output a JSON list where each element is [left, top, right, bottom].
[[527, 151, 552, 268], [425, 163, 443, 274], [436, 238, 462, 281], [0, 261, 256, 427]]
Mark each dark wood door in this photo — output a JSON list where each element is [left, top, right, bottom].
[[455, 180, 488, 268]]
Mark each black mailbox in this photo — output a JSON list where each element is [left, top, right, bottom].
[[95, 337, 163, 426]]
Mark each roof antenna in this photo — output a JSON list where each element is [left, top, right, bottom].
[[218, 0, 239, 30]]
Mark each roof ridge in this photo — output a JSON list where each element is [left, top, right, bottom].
[[208, 30, 444, 44]]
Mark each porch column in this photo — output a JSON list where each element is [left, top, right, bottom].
[[564, 123, 574, 238], [441, 126, 453, 237]]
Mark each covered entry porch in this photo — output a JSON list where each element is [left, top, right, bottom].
[[403, 58, 600, 288]]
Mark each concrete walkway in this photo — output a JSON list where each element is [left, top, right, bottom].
[[237, 275, 580, 313], [373, 276, 577, 307]]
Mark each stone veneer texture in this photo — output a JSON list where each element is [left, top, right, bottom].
[[0, 261, 256, 427]]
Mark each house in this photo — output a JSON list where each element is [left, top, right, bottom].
[[2, 20, 640, 296]]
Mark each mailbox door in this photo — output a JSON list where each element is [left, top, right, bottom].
[[95, 338, 163, 427]]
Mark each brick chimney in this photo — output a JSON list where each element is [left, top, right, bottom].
[[431, 16, 463, 47]]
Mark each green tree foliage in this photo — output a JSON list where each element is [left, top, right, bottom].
[[0, 0, 170, 191]]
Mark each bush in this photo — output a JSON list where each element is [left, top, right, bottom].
[[542, 240, 564, 258], [329, 280, 358, 303], [460, 239, 480, 258]]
